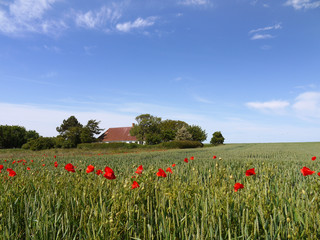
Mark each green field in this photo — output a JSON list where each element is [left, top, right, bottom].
[[1, 142, 320, 239]]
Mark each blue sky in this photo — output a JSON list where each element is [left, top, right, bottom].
[[1, 0, 320, 143]]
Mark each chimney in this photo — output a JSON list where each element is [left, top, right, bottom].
[[132, 123, 135, 127]]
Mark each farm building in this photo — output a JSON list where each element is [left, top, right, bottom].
[[99, 124, 138, 143]]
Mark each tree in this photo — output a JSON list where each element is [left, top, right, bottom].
[[159, 120, 189, 142], [56, 116, 83, 137], [175, 126, 192, 141], [0, 125, 40, 149], [130, 114, 162, 144], [187, 125, 207, 142], [210, 131, 225, 146], [56, 116, 103, 147]]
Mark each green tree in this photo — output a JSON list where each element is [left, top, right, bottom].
[[159, 120, 188, 142], [175, 126, 192, 141], [187, 125, 207, 142], [210, 131, 225, 146], [130, 114, 162, 144], [56, 116, 83, 137], [82, 120, 104, 143], [0, 125, 40, 149]]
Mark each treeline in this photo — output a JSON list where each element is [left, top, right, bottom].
[[129, 114, 207, 145], [1, 114, 225, 150]]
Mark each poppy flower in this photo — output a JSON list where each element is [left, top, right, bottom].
[[234, 183, 244, 192], [6, 168, 13, 172], [86, 165, 95, 173], [245, 168, 256, 176], [172, 164, 176, 167], [0, 165, 3, 172], [104, 166, 116, 180], [318, 172, 320, 177], [156, 168, 167, 177], [42, 164, 45, 167], [64, 163, 75, 172], [301, 166, 315, 176], [27, 167, 31, 170], [9, 170, 16, 177], [190, 156, 194, 160], [131, 181, 140, 189], [54, 163, 58, 168], [312, 156, 317, 161], [213, 156, 217, 159], [166, 167, 173, 174], [184, 158, 188, 163], [54, 155, 56, 159], [31, 160, 33, 163], [135, 165, 143, 175], [96, 169, 103, 175]]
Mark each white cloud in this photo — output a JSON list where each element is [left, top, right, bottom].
[[249, 23, 282, 34], [293, 92, 320, 119], [75, 6, 121, 29], [246, 100, 290, 113], [0, 0, 66, 36], [193, 96, 214, 104], [179, 0, 212, 6], [285, 0, 320, 9], [251, 33, 274, 40], [116, 17, 157, 32]]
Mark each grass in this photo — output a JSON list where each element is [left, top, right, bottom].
[[0, 142, 320, 239]]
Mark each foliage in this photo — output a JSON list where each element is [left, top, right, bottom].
[[130, 114, 162, 144], [175, 126, 192, 141], [56, 116, 103, 147], [78, 142, 141, 150], [22, 137, 55, 151], [187, 125, 207, 142], [159, 120, 188, 142], [210, 131, 225, 145], [159, 140, 203, 149], [0, 125, 40, 149]]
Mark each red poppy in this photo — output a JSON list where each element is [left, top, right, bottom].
[[190, 156, 194, 160], [184, 158, 188, 163], [131, 176, 136, 178], [42, 164, 45, 167], [234, 183, 244, 192], [166, 167, 173, 174], [54, 163, 58, 168], [131, 181, 140, 189], [6, 168, 13, 172], [27, 167, 31, 170], [312, 156, 317, 161], [31, 160, 34, 163], [104, 166, 116, 180], [135, 165, 143, 175], [64, 163, 75, 172], [86, 165, 95, 173], [0, 165, 3, 171], [172, 164, 176, 167], [301, 166, 315, 176], [156, 168, 167, 177], [54, 155, 56, 158], [213, 156, 217, 159], [9, 170, 16, 177], [96, 169, 103, 175], [245, 168, 256, 176], [12, 161, 16, 164], [318, 172, 320, 177]]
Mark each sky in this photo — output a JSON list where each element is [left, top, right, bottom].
[[0, 0, 320, 143]]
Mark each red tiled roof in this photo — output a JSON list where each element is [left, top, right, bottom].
[[100, 127, 137, 142]]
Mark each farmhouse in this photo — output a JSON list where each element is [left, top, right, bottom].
[[99, 124, 138, 143]]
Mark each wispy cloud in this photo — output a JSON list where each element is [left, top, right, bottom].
[[293, 91, 320, 119], [251, 34, 274, 40], [74, 6, 121, 30], [284, 0, 320, 10], [246, 100, 290, 113], [0, 0, 67, 36], [249, 23, 281, 41], [193, 96, 214, 104], [116, 16, 157, 32], [249, 23, 282, 34], [179, 0, 212, 6]]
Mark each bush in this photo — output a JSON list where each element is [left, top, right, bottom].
[[210, 131, 225, 146], [23, 137, 55, 151], [77, 142, 140, 150], [160, 140, 203, 149]]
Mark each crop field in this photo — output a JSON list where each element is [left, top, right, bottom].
[[1, 142, 320, 239]]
